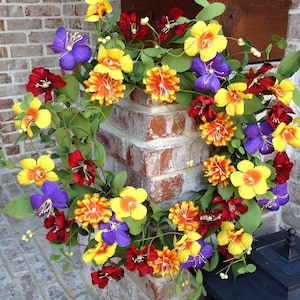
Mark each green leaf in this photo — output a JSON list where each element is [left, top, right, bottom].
[[293, 88, 300, 108], [113, 171, 127, 193], [246, 263, 257, 273], [50, 254, 61, 261], [227, 59, 241, 72], [243, 95, 265, 115], [161, 49, 193, 72], [123, 216, 147, 235], [93, 141, 106, 167], [238, 199, 262, 233], [2, 195, 35, 218], [143, 47, 166, 57], [218, 184, 233, 200], [141, 52, 154, 72], [56, 74, 79, 101], [62, 262, 70, 271], [194, 0, 210, 7], [278, 51, 300, 78], [195, 2, 226, 21], [175, 91, 193, 106]]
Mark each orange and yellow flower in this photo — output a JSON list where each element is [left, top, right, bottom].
[[203, 155, 236, 187], [272, 120, 300, 152], [82, 230, 117, 265], [13, 97, 51, 137], [110, 186, 148, 221], [217, 221, 253, 256], [84, 0, 113, 22], [143, 65, 180, 103], [74, 193, 112, 229], [148, 246, 180, 278], [17, 155, 58, 186], [184, 21, 227, 62], [230, 160, 271, 199], [168, 201, 200, 233], [94, 45, 133, 80], [84, 72, 126, 105], [174, 232, 202, 263], [200, 112, 236, 147], [214, 82, 253, 116], [268, 79, 295, 105]]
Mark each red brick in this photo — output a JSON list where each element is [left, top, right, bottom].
[[0, 110, 15, 123], [29, 32, 55, 44], [0, 47, 8, 58], [0, 74, 12, 84], [0, 6, 23, 18], [7, 19, 42, 30], [0, 33, 27, 45], [11, 45, 44, 58], [25, 5, 60, 17], [45, 18, 64, 29], [0, 99, 14, 110], [4, 145, 20, 156], [0, 59, 28, 72]]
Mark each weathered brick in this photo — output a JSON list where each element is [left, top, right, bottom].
[[0, 84, 25, 97], [0, 47, 8, 58], [63, 3, 87, 17], [0, 110, 15, 123], [45, 18, 64, 29], [25, 5, 61, 17], [0, 6, 23, 18], [0, 99, 14, 110], [0, 73, 12, 84], [0, 32, 27, 45], [2, 145, 20, 156], [7, 19, 42, 31], [0, 59, 28, 71], [10, 45, 44, 57]]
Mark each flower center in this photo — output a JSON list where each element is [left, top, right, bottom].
[[36, 79, 52, 89]]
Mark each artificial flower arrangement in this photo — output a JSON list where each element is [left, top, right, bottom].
[[1, 0, 300, 298]]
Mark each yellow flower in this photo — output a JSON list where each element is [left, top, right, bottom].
[[110, 186, 148, 221], [13, 97, 51, 137], [214, 82, 253, 116], [74, 193, 112, 229], [272, 120, 300, 152], [82, 231, 117, 265], [17, 155, 58, 186], [143, 65, 180, 103], [94, 45, 133, 80], [168, 201, 200, 233], [203, 155, 236, 187], [268, 79, 295, 105], [230, 160, 271, 199], [184, 21, 227, 62], [200, 112, 236, 147], [148, 246, 180, 278], [174, 232, 202, 262], [217, 221, 253, 256], [84, 72, 126, 105], [84, 0, 113, 22]]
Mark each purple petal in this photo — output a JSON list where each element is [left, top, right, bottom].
[[245, 123, 260, 138], [244, 138, 261, 154], [194, 75, 220, 92], [41, 181, 60, 196], [115, 231, 131, 247], [102, 230, 116, 245], [59, 52, 77, 70], [51, 27, 67, 53], [51, 190, 69, 208], [99, 222, 111, 231], [260, 136, 274, 154], [191, 57, 206, 75], [260, 120, 274, 135], [72, 44, 92, 64], [30, 194, 45, 210]]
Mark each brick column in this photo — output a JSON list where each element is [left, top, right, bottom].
[[98, 89, 210, 205]]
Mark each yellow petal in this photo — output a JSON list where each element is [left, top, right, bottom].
[[230, 171, 244, 187], [131, 204, 147, 220], [184, 37, 198, 57], [37, 155, 55, 171], [35, 109, 51, 129]]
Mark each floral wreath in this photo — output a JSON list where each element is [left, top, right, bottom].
[[1, 0, 300, 298]]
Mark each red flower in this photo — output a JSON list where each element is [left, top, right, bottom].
[[244, 63, 276, 94], [157, 7, 188, 41], [273, 151, 294, 184], [117, 11, 149, 40], [44, 210, 75, 243], [219, 245, 233, 260], [196, 209, 222, 236], [68, 150, 97, 186], [267, 101, 295, 128], [26, 67, 66, 102], [188, 95, 216, 123], [124, 245, 157, 276], [91, 266, 124, 289], [212, 196, 248, 221]]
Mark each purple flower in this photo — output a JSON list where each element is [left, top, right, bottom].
[[30, 181, 69, 217], [99, 214, 131, 247], [257, 182, 289, 211], [51, 27, 92, 70], [180, 239, 213, 269], [244, 120, 274, 155], [192, 53, 231, 92]]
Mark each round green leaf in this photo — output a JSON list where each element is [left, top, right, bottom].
[[2, 195, 34, 218]]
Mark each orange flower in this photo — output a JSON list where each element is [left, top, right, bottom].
[[143, 65, 180, 103], [203, 155, 236, 187], [75, 193, 112, 229], [200, 112, 236, 147], [148, 246, 180, 278], [168, 201, 200, 233], [84, 0, 113, 22], [84, 71, 126, 105]]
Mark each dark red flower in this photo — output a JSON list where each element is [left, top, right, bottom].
[[117, 11, 149, 40], [244, 63, 276, 94], [124, 245, 157, 276], [44, 210, 75, 243], [26, 67, 66, 102], [188, 95, 216, 123], [212, 196, 248, 221], [196, 209, 223, 236], [219, 245, 233, 260], [273, 151, 294, 184], [91, 266, 124, 289], [68, 150, 97, 186], [157, 7, 188, 41], [267, 100, 295, 128]]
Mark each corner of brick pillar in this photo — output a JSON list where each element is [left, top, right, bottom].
[[97, 89, 208, 299], [98, 89, 210, 205]]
